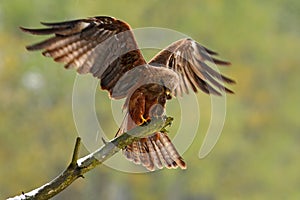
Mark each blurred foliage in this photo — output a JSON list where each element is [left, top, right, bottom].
[[1, 0, 300, 199]]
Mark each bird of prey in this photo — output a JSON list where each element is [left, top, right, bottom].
[[21, 16, 235, 171]]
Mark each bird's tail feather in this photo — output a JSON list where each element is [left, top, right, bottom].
[[115, 111, 186, 171], [123, 132, 186, 171]]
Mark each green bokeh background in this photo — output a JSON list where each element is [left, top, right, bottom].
[[1, 0, 299, 199]]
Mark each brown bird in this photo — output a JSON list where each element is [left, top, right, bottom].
[[21, 16, 235, 171]]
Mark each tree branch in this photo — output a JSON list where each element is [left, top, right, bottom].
[[7, 116, 173, 200]]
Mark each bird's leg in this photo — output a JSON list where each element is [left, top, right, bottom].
[[141, 115, 147, 123], [140, 115, 151, 126]]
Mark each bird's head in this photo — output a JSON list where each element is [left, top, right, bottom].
[[146, 65, 179, 95]]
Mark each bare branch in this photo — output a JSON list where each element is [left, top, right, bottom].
[[70, 137, 81, 168], [7, 116, 173, 200]]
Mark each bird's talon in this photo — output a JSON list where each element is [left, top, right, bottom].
[[140, 115, 151, 126], [141, 119, 151, 126], [142, 116, 147, 123]]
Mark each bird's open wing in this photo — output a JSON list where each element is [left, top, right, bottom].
[[20, 16, 146, 99], [149, 38, 235, 96]]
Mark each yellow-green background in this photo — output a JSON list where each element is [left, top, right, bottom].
[[1, 0, 299, 199]]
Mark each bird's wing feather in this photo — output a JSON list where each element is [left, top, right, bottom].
[[149, 38, 235, 96], [20, 16, 146, 99]]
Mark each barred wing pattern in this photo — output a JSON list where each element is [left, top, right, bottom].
[[20, 16, 146, 98], [149, 38, 235, 96]]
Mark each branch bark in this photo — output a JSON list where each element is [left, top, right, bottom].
[[7, 116, 173, 200]]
